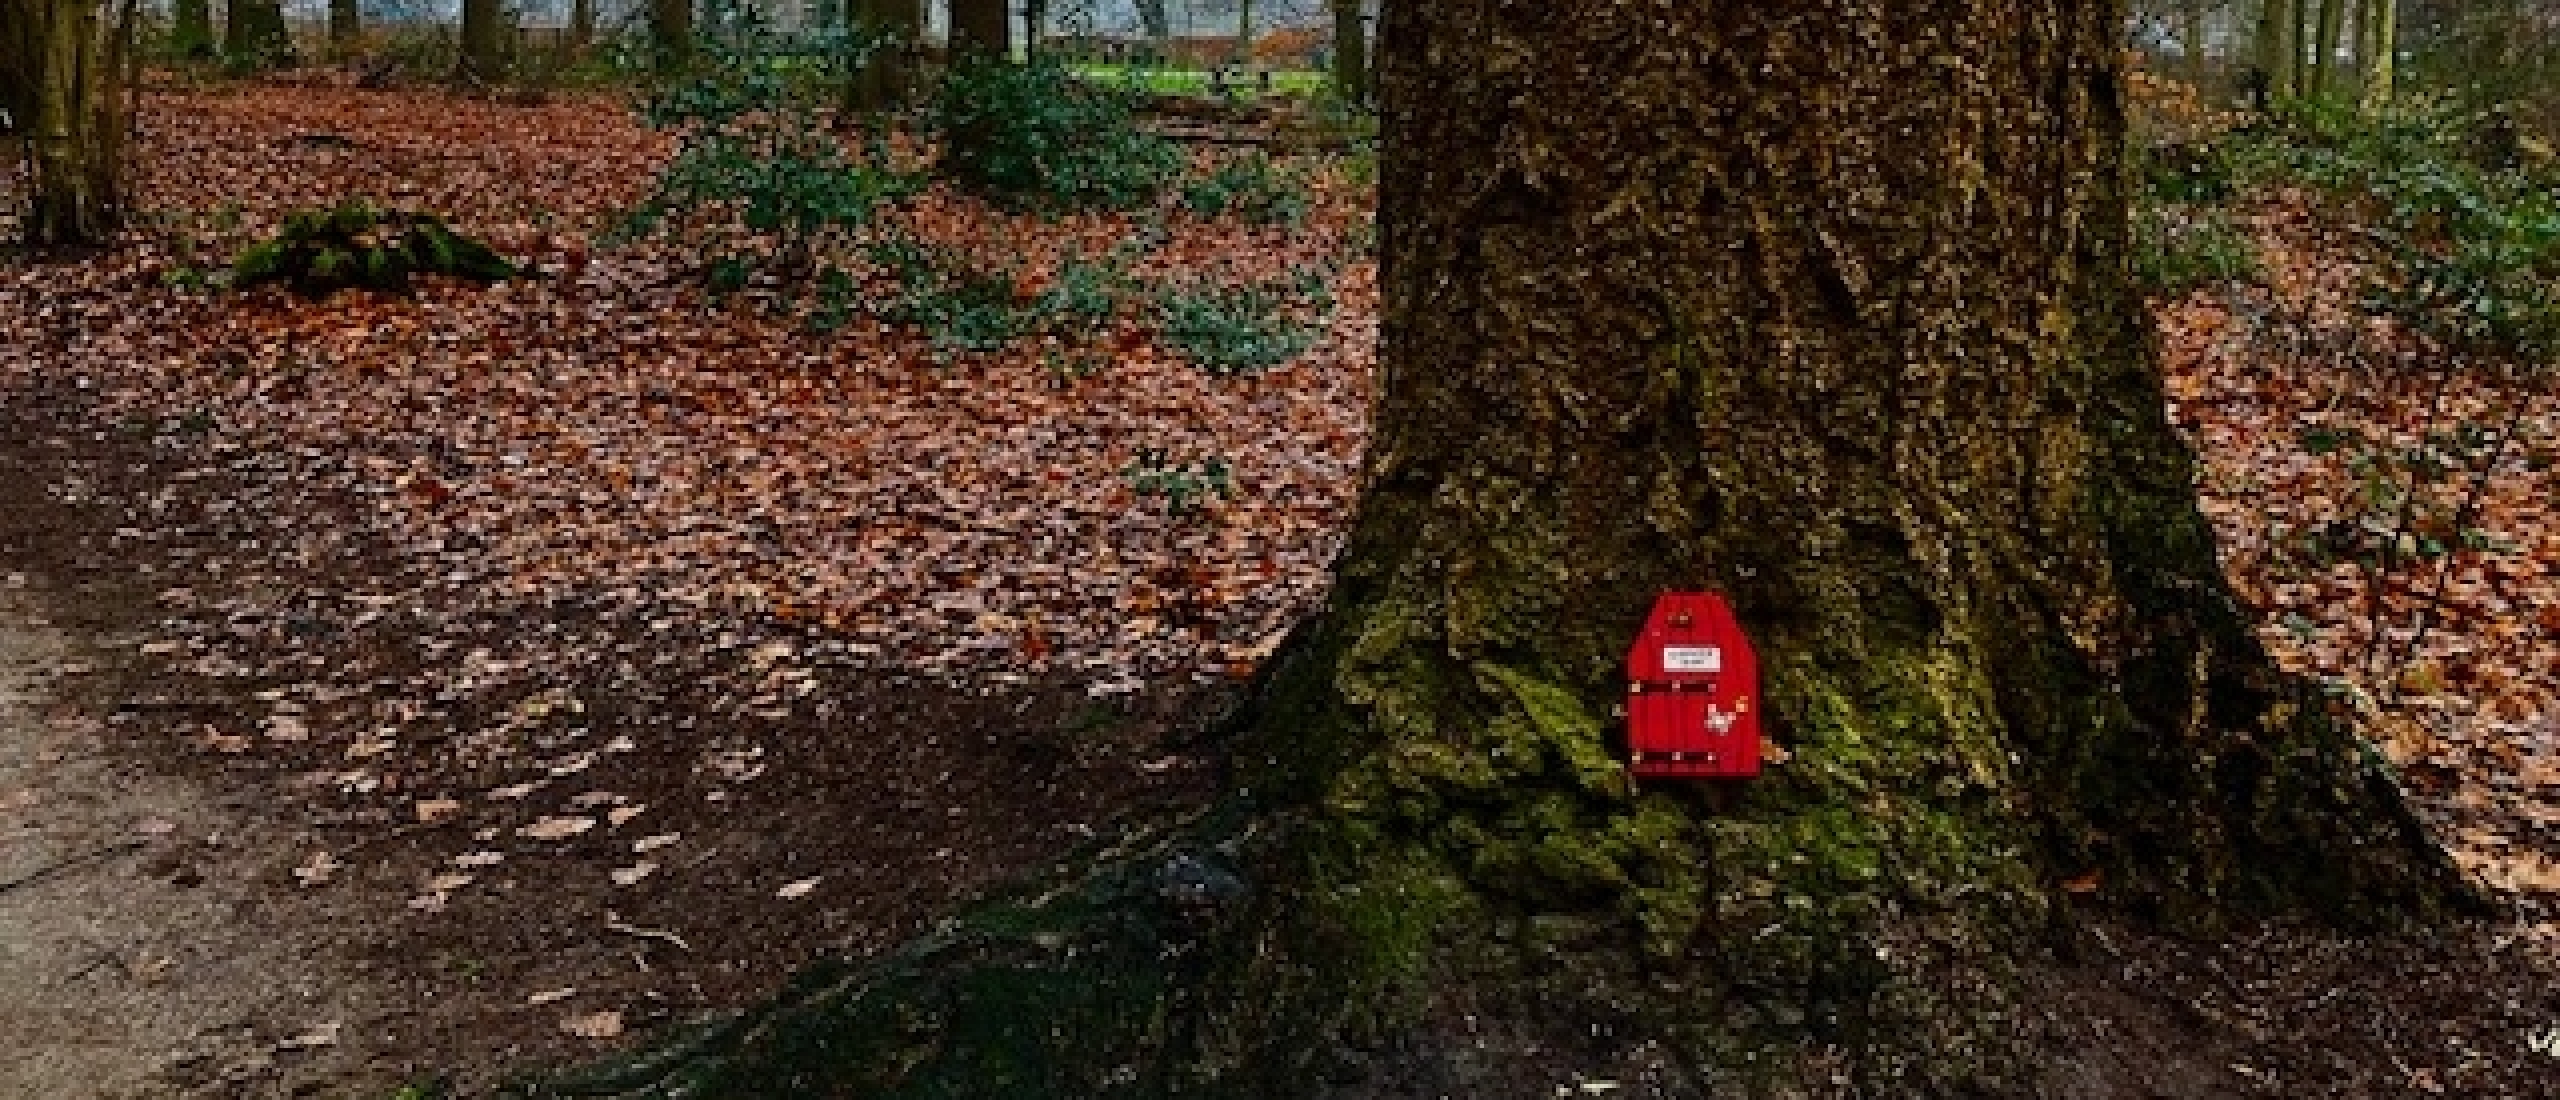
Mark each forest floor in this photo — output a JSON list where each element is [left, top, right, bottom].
[[2, 77, 2559, 1098]]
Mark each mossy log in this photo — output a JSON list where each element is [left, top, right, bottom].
[[231, 202, 517, 297], [517, 0, 2483, 1095]]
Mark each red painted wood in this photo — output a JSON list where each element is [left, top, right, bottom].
[[1626, 591, 1761, 779]]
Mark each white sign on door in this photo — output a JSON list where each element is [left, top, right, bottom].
[[1662, 646, 1722, 673]]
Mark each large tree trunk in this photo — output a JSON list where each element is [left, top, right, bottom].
[[10, 0, 130, 246], [1134, 0, 1168, 44], [528, 0, 2476, 1094], [949, 0, 1008, 59]]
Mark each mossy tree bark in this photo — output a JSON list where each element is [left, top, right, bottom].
[[2, 0, 132, 246], [527, 0, 2479, 1095]]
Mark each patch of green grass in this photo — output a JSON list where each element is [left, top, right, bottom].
[[1072, 64, 1330, 100]]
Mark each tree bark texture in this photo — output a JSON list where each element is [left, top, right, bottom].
[[2313, 0, 2347, 96], [2363, 0, 2398, 106], [949, 0, 1009, 59], [1256, 0, 2471, 1034], [522, 0, 2478, 1094], [5, 0, 130, 246], [570, 0, 595, 52], [2260, 0, 2301, 100]]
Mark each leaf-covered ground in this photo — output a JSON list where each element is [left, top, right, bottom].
[[2159, 195, 2560, 914], [2, 79, 2557, 1096]]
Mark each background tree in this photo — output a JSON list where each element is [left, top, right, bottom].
[[649, 0, 692, 74], [2312, 0, 2347, 95], [224, 0, 290, 67], [1, 0, 136, 246], [460, 0, 504, 82], [551, 0, 2477, 1094], [170, 0, 213, 58], [950, 0, 1010, 58], [848, 0, 924, 109], [1329, 0, 1365, 106], [328, 0, 359, 54], [2261, 0, 2304, 100], [2362, 0, 2399, 105]]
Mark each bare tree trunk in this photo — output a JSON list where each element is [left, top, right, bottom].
[[1134, 0, 1167, 45], [2312, 0, 2346, 97], [649, 0, 692, 75], [569, 0, 595, 52], [327, 0, 358, 54], [171, 0, 213, 57], [2363, 0, 2398, 106], [846, 0, 920, 109], [1330, 0, 1365, 106], [949, 0, 1007, 59], [460, 0, 503, 83], [14, 0, 131, 246], [2259, 0, 2301, 102], [1235, 0, 1250, 64], [223, 0, 290, 68], [2182, 0, 2210, 84]]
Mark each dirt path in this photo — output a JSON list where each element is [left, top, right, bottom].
[[0, 572, 400, 1097]]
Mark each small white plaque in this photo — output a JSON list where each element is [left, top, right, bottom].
[[1662, 646, 1722, 673]]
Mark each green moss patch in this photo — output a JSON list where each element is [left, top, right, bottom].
[[231, 201, 517, 297]]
